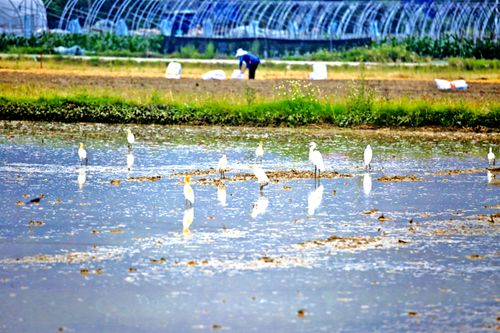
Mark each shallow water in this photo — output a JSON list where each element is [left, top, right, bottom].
[[0, 122, 499, 332]]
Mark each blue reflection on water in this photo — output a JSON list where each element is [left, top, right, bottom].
[[0, 125, 498, 332]]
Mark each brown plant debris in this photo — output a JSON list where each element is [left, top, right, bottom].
[[150, 257, 167, 263], [294, 235, 382, 251], [28, 220, 45, 226], [297, 309, 306, 318], [110, 179, 121, 186], [174, 169, 352, 184], [432, 168, 483, 176], [466, 254, 486, 260], [0, 249, 123, 264], [127, 175, 162, 182], [377, 175, 423, 182]]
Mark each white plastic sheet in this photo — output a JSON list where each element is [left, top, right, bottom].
[[309, 63, 328, 80], [202, 70, 226, 80], [165, 62, 182, 79], [435, 79, 468, 90]]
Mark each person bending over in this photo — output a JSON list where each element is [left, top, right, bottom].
[[235, 48, 260, 80]]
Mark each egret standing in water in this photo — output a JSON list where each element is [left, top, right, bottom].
[[309, 142, 324, 179], [217, 154, 228, 179], [364, 144, 373, 170], [251, 165, 270, 192], [255, 141, 264, 163], [488, 147, 495, 166], [78, 143, 88, 166], [127, 129, 135, 149], [183, 175, 194, 207]]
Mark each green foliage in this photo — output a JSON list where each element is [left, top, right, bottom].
[[0, 95, 497, 129], [0, 33, 164, 56]]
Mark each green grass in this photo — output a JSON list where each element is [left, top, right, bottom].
[[0, 95, 497, 129]]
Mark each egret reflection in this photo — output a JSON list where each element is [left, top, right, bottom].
[[251, 193, 269, 218], [182, 207, 194, 235], [363, 173, 372, 195], [77, 168, 86, 190], [255, 140, 264, 163], [217, 183, 227, 206], [127, 151, 134, 171], [307, 184, 324, 216]]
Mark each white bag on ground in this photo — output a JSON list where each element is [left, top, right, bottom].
[[165, 62, 182, 79], [435, 79, 468, 90], [202, 70, 226, 80], [309, 63, 328, 80], [231, 69, 245, 79]]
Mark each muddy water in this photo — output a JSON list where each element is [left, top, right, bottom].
[[0, 122, 498, 332]]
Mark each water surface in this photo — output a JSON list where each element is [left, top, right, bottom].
[[0, 122, 499, 332]]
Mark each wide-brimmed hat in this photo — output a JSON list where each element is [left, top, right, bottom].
[[235, 48, 248, 57]]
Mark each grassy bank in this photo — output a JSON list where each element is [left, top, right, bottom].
[[0, 95, 498, 129]]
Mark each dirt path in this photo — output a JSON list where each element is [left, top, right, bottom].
[[1, 69, 499, 102]]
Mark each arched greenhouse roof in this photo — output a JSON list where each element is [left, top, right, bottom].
[[55, 0, 498, 40], [0, 0, 47, 35]]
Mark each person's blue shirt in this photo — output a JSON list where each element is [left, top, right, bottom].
[[239, 53, 260, 69]]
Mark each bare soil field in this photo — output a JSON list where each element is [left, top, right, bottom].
[[1, 69, 499, 102]]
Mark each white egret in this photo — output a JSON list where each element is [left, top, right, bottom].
[[127, 129, 135, 149], [363, 173, 372, 196], [127, 152, 135, 171], [217, 183, 227, 206], [217, 154, 228, 179], [251, 193, 269, 218], [77, 168, 86, 190], [309, 142, 325, 179], [78, 143, 88, 166], [488, 147, 495, 166], [255, 141, 264, 163], [183, 175, 195, 207], [364, 144, 373, 170], [251, 165, 270, 191], [307, 184, 324, 216], [182, 207, 194, 235]]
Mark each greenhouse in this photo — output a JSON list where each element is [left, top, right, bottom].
[[0, 0, 47, 35], [53, 0, 499, 40]]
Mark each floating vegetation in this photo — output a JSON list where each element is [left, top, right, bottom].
[[432, 168, 483, 176], [294, 235, 384, 251], [28, 220, 45, 227], [110, 179, 121, 186], [127, 176, 162, 182], [0, 248, 124, 264], [377, 175, 424, 182], [466, 254, 486, 260]]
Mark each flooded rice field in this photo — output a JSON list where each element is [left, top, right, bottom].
[[0, 121, 499, 332]]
